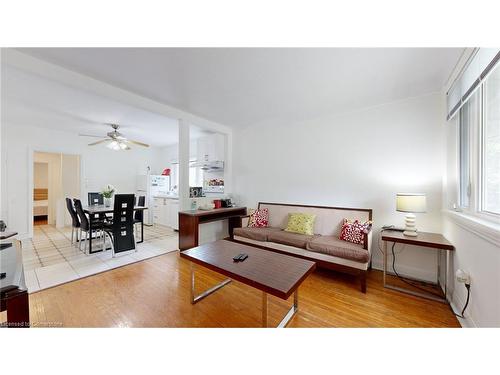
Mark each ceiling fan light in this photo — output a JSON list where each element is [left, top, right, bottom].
[[107, 140, 120, 150], [119, 142, 128, 150]]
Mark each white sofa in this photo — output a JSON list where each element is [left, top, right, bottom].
[[232, 202, 373, 292]]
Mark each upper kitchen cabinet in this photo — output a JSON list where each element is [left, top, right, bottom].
[[197, 133, 225, 162]]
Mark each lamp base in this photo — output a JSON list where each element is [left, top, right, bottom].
[[403, 213, 418, 237]]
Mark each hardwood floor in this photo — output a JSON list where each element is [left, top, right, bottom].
[[28, 251, 460, 327], [33, 216, 48, 225]]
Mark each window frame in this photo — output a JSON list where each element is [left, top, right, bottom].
[[456, 74, 500, 222], [479, 76, 500, 218], [458, 101, 471, 209]]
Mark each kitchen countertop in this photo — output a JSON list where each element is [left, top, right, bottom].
[[153, 195, 179, 199], [179, 206, 245, 217]]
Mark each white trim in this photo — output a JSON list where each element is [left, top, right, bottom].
[[28, 148, 83, 239], [443, 209, 500, 247], [27, 148, 34, 238], [445, 48, 477, 93]]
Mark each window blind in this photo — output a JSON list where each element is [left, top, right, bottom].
[[446, 48, 500, 120]]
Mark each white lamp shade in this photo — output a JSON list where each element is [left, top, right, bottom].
[[396, 193, 426, 213]]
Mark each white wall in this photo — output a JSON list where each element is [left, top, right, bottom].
[[158, 143, 179, 191], [61, 153, 80, 226], [233, 93, 445, 281], [33, 162, 48, 188], [1, 121, 165, 237], [442, 113, 500, 327]]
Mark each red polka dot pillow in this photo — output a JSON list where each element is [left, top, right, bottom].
[[339, 219, 372, 245], [247, 208, 269, 228]]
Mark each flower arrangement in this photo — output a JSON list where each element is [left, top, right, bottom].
[[102, 184, 116, 198]]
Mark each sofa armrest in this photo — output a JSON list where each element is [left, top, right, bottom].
[[363, 227, 373, 251], [240, 214, 250, 227], [228, 214, 250, 239]]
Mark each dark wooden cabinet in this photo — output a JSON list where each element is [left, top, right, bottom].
[[179, 207, 247, 251]]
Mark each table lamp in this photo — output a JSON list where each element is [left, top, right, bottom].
[[396, 193, 426, 237]]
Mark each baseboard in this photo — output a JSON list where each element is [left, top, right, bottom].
[[371, 259, 437, 282], [449, 291, 477, 328]]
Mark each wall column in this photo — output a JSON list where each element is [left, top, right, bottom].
[[178, 118, 190, 211]]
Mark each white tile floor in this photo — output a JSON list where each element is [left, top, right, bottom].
[[22, 224, 179, 293]]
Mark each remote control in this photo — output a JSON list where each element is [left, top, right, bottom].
[[239, 254, 248, 261], [233, 253, 245, 262]]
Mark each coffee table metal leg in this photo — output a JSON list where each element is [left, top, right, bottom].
[[262, 290, 299, 328], [190, 262, 231, 304], [277, 290, 299, 328]]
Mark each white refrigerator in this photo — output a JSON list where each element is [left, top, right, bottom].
[[136, 174, 171, 225]]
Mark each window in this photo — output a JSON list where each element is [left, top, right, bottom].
[[189, 163, 203, 187], [459, 102, 470, 208], [481, 65, 500, 215], [455, 63, 500, 220]]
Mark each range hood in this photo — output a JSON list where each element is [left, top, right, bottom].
[[190, 160, 224, 171]]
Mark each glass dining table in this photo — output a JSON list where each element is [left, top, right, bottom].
[[83, 205, 148, 254]]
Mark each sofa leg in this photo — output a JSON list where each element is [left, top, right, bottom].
[[360, 272, 367, 293]]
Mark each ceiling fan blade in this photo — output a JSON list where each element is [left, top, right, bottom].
[[126, 139, 150, 147], [79, 134, 106, 138], [88, 139, 110, 146]]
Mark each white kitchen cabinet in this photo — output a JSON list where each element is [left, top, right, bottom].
[[168, 200, 179, 230], [152, 197, 168, 226], [153, 197, 179, 230], [197, 133, 225, 162]]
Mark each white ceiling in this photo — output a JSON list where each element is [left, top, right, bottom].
[[1, 64, 212, 147], [18, 48, 463, 128]]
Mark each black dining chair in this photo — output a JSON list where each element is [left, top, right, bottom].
[[88, 192, 103, 206], [74, 198, 105, 254], [133, 195, 145, 242], [102, 194, 137, 257], [65, 198, 80, 245], [88, 192, 112, 222]]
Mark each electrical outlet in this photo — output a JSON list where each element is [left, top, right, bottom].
[[456, 269, 471, 285]]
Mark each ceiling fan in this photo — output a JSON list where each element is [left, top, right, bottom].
[[79, 124, 150, 150]]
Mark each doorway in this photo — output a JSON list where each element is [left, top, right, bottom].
[[32, 151, 81, 230], [33, 161, 49, 225]]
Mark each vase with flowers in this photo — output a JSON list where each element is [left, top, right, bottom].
[[102, 184, 116, 207]]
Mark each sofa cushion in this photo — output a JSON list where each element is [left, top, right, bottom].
[[247, 208, 269, 228], [284, 213, 316, 235], [267, 230, 317, 249], [339, 219, 372, 245], [233, 226, 282, 242], [306, 236, 369, 263]]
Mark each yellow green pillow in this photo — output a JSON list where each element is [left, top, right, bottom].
[[284, 213, 316, 235]]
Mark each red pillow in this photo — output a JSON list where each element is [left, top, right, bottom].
[[339, 219, 372, 245], [247, 208, 269, 228]]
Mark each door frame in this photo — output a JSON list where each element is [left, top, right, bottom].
[[28, 148, 83, 238]]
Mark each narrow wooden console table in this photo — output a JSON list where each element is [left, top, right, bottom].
[[179, 207, 247, 250], [381, 230, 454, 303]]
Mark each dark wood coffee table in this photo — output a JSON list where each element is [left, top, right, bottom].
[[180, 240, 316, 328]]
